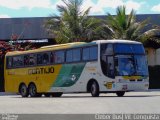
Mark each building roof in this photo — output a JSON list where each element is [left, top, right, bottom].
[[0, 17, 53, 40], [0, 14, 160, 41]]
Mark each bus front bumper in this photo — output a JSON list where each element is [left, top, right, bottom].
[[105, 82, 149, 91]]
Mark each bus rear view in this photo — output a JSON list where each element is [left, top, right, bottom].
[[100, 40, 149, 96]]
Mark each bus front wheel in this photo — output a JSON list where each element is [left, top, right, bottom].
[[28, 83, 38, 97], [116, 91, 125, 97], [19, 84, 29, 97], [90, 81, 99, 97]]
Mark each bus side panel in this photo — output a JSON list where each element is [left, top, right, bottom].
[[36, 65, 62, 92], [5, 64, 63, 93], [52, 63, 86, 88], [49, 61, 104, 93], [5, 68, 34, 93]]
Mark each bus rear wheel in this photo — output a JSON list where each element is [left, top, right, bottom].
[[19, 84, 29, 97], [90, 81, 99, 97], [116, 91, 125, 97], [29, 83, 38, 97], [52, 92, 63, 97]]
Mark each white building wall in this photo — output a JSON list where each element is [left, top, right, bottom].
[[146, 48, 156, 66], [156, 48, 160, 65]]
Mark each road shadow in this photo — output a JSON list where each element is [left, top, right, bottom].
[[8, 94, 160, 98]]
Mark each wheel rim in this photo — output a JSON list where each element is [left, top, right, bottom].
[[20, 85, 27, 96], [29, 85, 36, 97], [91, 83, 96, 95]]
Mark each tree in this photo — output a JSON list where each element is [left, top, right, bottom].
[[106, 6, 148, 40], [141, 28, 160, 48], [44, 0, 108, 43]]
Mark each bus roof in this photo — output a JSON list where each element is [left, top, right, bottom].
[[5, 42, 86, 56], [93, 39, 142, 44], [5, 39, 142, 56], [40, 42, 86, 49]]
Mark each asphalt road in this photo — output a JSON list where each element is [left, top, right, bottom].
[[0, 91, 160, 114]]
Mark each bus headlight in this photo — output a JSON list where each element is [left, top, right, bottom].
[[145, 84, 149, 88], [118, 79, 122, 82], [143, 79, 149, 82]]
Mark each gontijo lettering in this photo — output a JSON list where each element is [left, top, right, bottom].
[[28, 67, 54, 75]]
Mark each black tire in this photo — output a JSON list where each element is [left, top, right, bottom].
[[44, 93, 51, 97], [52, 92, 63, 97], [90, 81, 99, 97], [28, 83, 38, 97], [116, 91, 125, 97], [36, 93, 42, 97], [19, 84, 29, 97]]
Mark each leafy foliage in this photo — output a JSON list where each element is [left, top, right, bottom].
[[44, 0, 109, 43], [0, 40, 36, 58], [106, 6, 148, 40]]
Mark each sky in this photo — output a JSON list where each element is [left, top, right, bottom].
[[0, 0, 160, 18]]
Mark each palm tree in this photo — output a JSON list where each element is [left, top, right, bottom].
[[45, 0, 107, 43], [141, 28, 160, 48], [106, 5, 148, 40]]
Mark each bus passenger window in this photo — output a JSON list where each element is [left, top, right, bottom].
[[66, 50, 72, 62], [73, 49, 81, 62], [50, 52, 55, 63], [101, 44, 113, 55], [82, 48, 89, 61], [13, 56, 24, 67], [24, 55, 30, 66], [37, 53, 49, 65], [43, 53, 49, 64], [37, 54, 43, 65], [7, 57, 13, 68], [55, 51, 64, 63], [28, 54, 36, 66], [24, 54, 36, 66], [83, 46, 97, 61], [90, 46, 98, 60]]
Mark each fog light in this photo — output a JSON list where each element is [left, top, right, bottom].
[[119, 79, 123, 82], [145, 84, 149, 87]]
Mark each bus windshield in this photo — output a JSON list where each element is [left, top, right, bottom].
[[114, 43, 145, 54], [101, 43, 148, 78], [115, 55, 148, 76]]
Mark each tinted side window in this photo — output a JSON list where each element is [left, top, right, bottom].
[[24, 54, 36, 66], [55, 51, 65, 63], [82, 46, 98, 61], [66, 48, 81, 63], [90, 46, 98, 60], [7, 57, 13, 68], [50, 52, 56, 64], [37, 54, 43, 65], [101, 44, 113, 55], [66, 50, 72, 62], [13, 56, 24, 67], [73, 49, 81, 62], [82, 48, 89, 61], [37, 52, 50, 65]]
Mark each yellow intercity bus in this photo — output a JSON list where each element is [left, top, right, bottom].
[[4, 40, 149, 97]]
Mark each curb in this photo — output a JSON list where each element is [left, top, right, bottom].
[[148, 89, 160, 92], [0, 92, 17, 96]]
